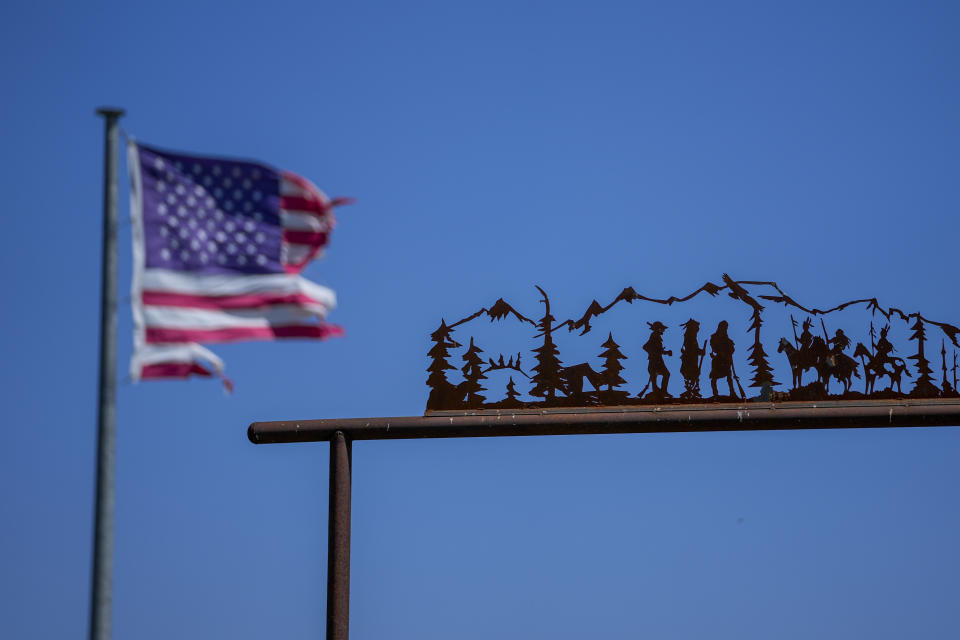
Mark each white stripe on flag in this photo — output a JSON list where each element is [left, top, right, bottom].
[[143, 305, 324, 330], [141, 269, 337, 309], [132, 343, 224, 370], [280, 210, 331, 232], [130, 343, 232, 390]]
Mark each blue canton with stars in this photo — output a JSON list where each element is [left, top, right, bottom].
[[137, 144, 285, 275]]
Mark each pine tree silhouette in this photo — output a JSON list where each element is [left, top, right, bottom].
[[460, 336, 487, 407], [720, 274, 777, 397], [940, 339, 953, 395], [503, 376, 521, 406], [529, 286, 565, 401], [426, 319, 461, 410], [746, 306, 779, 395], [908, 316, 938, 397], [598, 332, 627, 391]]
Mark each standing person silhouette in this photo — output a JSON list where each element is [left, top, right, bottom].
[[709, 320, 737, 398], [679, 318, 705, 399], [643, 321, 672, 396]]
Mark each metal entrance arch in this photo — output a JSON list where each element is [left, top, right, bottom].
[[248, 399, 960, 640]]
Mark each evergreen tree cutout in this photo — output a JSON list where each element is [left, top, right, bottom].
[[940, 339, 954, 395], [501, 376, 522, 407], [908, 316, 938, 397], [745, 302, 779, 396], [529, 286, 565, 401], [426, 319, 461, 410], [598, 332, 627, 391], [460, 337, 488, 407]]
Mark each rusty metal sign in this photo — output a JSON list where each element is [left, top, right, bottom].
[[252, 273, 960, 640], [425, 274, 960, 412]]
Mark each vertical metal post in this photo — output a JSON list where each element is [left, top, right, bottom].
[[90, 107, 124, 640], [326, 431, 352, 640]]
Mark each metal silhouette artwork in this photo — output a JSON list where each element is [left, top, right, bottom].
[[425, 274, 960, 411], [679, 319, 705, 400]]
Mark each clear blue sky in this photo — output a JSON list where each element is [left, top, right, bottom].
[[2, 1, 960, 638]]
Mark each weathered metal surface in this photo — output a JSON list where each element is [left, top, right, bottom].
[[91, 107, 124, 640], [326, 432, 351, 640], [426, 276, 960, 411], [249, 399, 960, 444]]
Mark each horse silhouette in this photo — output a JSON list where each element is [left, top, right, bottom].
[[853, 342, 907, 394], [810, 337, 860, 394], [777, 337, 818, 389]]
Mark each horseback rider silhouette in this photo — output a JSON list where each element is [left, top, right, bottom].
[[798, 317, 814, 352], [709, 320, 736, 398], [643, 321, 672, 396], [815, 325, 860, 394], [679, 319, 705, 399], [829, 328, 851, 356], [876, 325, 894, 365]]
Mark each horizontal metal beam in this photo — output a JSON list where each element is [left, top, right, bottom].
[[249, 399, 960, 444]]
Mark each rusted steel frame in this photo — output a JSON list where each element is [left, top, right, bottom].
[[326, 431, 351, 640], [249, 400, 960, 444]]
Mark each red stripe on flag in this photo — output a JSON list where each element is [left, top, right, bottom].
[[141, 362, 213, 379], [142, 290, 329, 310], [280, 196, 329, 214], [145, 324, 345, 344], [140, 361, 234, 392], [282, 230, 328, 246]]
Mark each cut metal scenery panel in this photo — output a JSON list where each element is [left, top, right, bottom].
[[425, 274, 960, 412]]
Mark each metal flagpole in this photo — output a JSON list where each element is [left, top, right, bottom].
[[90, 107, 124, 640]]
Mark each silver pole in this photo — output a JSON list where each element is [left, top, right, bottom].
[[90, 107, 124, 640]]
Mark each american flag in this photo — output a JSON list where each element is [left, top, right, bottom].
[[128, 142, 350, 387]]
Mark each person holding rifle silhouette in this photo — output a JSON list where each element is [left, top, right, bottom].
[[709, 320, 738, 398], [679, 318, 706, 399]]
